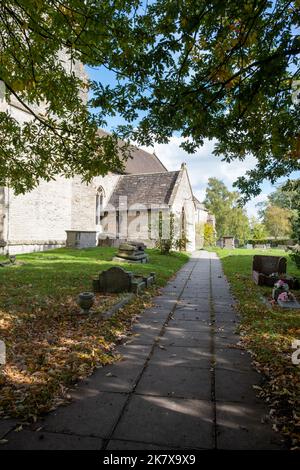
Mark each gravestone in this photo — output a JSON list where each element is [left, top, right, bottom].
[[93, 267, 156, 294], [93, 267, 133, 293], [222, 236, 235, 249]]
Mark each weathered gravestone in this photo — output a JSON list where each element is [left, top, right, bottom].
[[221, 236, 235, 249], [93, 266, 155, 294], [93, 267, 133, 293]]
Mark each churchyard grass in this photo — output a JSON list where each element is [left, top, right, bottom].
[[0, 247, 189, 420], [214, 248, 300, 447]]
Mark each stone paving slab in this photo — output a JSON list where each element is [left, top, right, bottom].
[[141, 309, 170, 321], [79, 360, 144, 393], [172, 310, 210, 321], [136, 364, 211, 399], [112, 395, 214, 449], [0, 420, 17, 439], [180, 294, 211, 301], [167, 319, 211, 332], [163, 282, 186, 289], [152, 298, 178, 309], [216, 402, 283, 450], [214, 316, 238, 325], [215, 369, 263, 404], [116, 343, 153, 360], [43, 391, 128, 438], [215, 349, 253, 372], [160, 328, 211, 348], [214, 302, 236, 311], [133, 317, 165, 329], [177, 300, 210, 310], [129, 323, 161, 345], [214, 333, 240, 349], [1, 429, 102, 450], [184, 286, 210, 292], [150, 345, 211, 369], [106, 439, 174, 450], [174, 304, 210, 313], [216, 323, 239, 334]]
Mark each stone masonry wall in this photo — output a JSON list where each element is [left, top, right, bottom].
[[71, 173, 120, 232], [6, 177, 72, 253], [170, 168, 196, 252]]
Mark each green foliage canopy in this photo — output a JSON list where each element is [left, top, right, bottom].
[[263, 205, 293, 239], [258, 180, 300, 241], [0, 1, 299, 194]]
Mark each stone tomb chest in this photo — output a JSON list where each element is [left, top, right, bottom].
[[113, 241, 148, 263]]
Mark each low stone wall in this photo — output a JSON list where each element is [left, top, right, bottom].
[[1, 240, 66, 255]]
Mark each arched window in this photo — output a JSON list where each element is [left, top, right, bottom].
[[95, 187, 105, 225]]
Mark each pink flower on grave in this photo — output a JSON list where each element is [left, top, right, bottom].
[[274, 280, 289, 291], [277, 292, 289, 302]]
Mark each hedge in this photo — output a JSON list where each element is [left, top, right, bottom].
[[246, 239, 297, 246]]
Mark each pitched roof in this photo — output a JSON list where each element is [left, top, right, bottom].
[[97, 129, 167, 174], [107, 171, 180, 208]]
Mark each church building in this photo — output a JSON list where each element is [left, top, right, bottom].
[[0, 60, 214, 255], [0, 136, 213, 254]]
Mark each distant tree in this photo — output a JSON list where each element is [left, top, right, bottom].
[[230, 206, 251, 245], [204, 178, 236, 238], [257, 180, 300, 241], [251, 219, 268, 241], [203, 223, 215, 247], [263, 205, 292, 239], [204, 178, 250, 241], [281, 180, 300, 242]]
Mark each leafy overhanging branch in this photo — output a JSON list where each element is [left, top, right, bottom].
[[0, 1, 299, 195]]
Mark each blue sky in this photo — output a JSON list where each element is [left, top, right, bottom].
[[87, 65, 299, 218]]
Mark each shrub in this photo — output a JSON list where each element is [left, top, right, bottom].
[[204, 223, 215, 247], [174, 234, 189, 251], [247, 238, 297, 246], [288, 244, 300, 268], [155, 238, 173, 255]]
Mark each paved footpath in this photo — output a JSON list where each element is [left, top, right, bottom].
[[1, 252, 284, 450]]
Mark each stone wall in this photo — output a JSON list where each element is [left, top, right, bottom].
[[1, 172, 122, 254], [195, 206, 209, 249], [170, 168, 196, 252], [70, 173, 120, 232], [4, 177, 72, 254]]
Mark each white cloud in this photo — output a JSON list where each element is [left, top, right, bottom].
[[245, 193, 269, 219], [141, 136, 258, 215]]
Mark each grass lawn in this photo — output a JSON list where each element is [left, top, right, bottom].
[[0, 247, 189, 420], [214, 247, 300, 447]]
